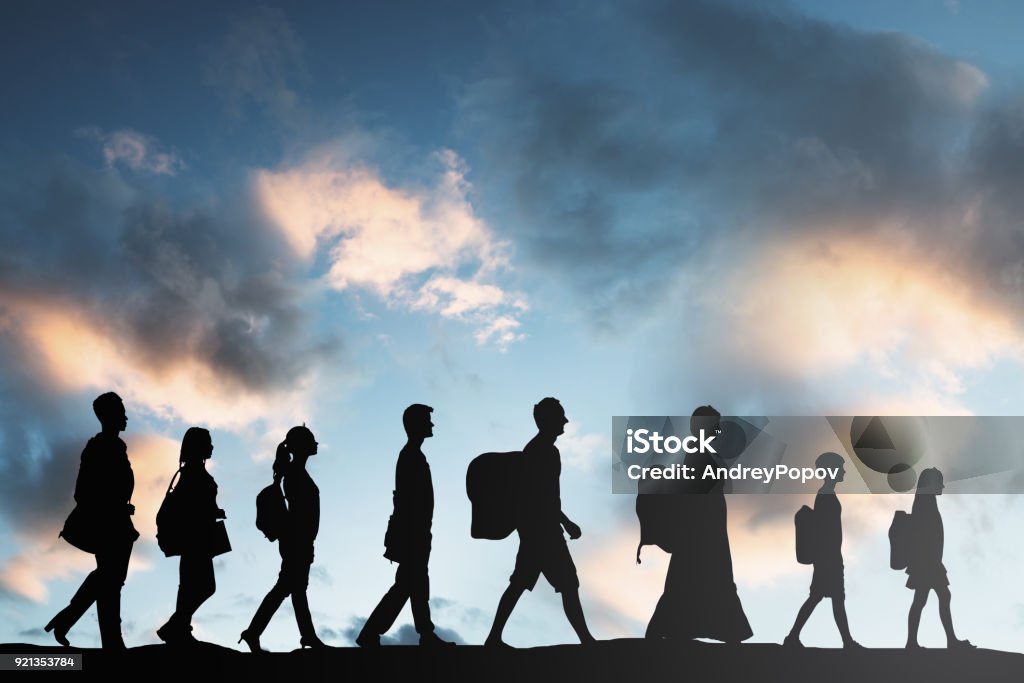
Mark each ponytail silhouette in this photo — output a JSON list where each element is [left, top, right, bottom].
[[240, 426, 327, 651]]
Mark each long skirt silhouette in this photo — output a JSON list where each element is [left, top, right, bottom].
[[646, 492, 752, 642]]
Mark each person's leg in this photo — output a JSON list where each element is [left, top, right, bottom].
[[245, 566, 290, 637], [47, 563, 103, 640], [167, 555, 216, 636], [196, 555, 216, 615], [289, 550, 322, 645], [407, 556, 437, 638], [561, 588, 595, 643], [158, 556, 193, 641], [786, 594, 822, 644], [831, 597, 859, 646], [486, 584, 526, 646], [548, 535, 593, 643], [96, 542, 132, 650], [935, 586, 961, 646], [906, 588, 929, 648], [360, 564, 412, 642]]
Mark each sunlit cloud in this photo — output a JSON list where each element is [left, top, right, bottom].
[[695, 231, 1024, 411], [8, 298, 312, 430], [254, 146, 526, 348]]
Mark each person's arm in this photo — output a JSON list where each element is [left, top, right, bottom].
[[72, 442, 97, 506], [560, 511, 582, 539], [392, 453, 411, 521]]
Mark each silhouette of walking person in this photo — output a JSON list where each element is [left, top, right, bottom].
[[357, 404, 455, 647], [646, 405, 752, 643], [46, 392, 140, 650], [240, 425, 327, 651], [785, 452, 862, 648], [485, 397, 595, 647], [157, 427, 228, 644], [905, 468, 974, 650]]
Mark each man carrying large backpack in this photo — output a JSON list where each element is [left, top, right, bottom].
[[484, 397, 596, 647], [784, 451, 862, 648], [357, 404, 455, 647]]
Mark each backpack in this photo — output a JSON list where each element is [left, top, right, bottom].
[[156, 468, 185, 557], [256, 479, 288, 542], [634, 472, 684, 564], [794, 504, 817, 565], [889, 510, 913, 570], [466, 452, 522, 540]]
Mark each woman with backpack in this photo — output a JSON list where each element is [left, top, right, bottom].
[[905, 468, 973, 649], [156, 427, 228, 644], [239, 425, 327, 651]]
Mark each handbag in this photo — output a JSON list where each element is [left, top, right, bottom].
[[208, 520, 232, 557], [59, 505, 100, 554]]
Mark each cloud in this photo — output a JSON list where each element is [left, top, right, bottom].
[[559, 423, 606, 471], [0, 156, 338, 423], [255, 145, 527, 348], [457, 0, 1024, 410], [0, 151, 339, 605], [79, 127, 184, 176], [460, 2, 991, 331], [203, 6, 306, 119]]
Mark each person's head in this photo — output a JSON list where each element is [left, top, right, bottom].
[[916, 467, 945, 495], [274, 425, 317, 479], [403, 404, 434, 440], [690, 405, 721, 438], [534, 397, 567, 436], [180, 427, 213, 466], [816, 451, 846, 484], [285, 425, 318, 458], [93, 392, 127, 432]]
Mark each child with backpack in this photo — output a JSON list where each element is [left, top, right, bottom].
[[785, 452, 861, 648], [904, 468, 973, 650]]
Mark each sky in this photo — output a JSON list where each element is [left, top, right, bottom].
[[3, 0, 1024, 652]]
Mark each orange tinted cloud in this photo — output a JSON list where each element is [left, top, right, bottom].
[[10, 299, 312, 430], [701, 233, 1024, 411]]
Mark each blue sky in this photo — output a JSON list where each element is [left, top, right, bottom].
[[3, 0, 1024, 652]]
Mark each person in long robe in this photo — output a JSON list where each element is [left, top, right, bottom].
[[646, 405, 752, 643]]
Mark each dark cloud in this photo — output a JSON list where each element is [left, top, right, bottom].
[[0, 155, 339, 393], [0, 153, 340, 543], [460, 0, 1009, 335]]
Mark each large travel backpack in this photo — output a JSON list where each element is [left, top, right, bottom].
[[794, 504, 817, 565], [889, 510, 913, 570], [256, 479, 288, 542], [466, 452, 522, 540]]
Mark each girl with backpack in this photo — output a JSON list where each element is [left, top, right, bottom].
[[239, 425, 327, 651], [156, 427, 228, 644], [905, 468, 973, 649]]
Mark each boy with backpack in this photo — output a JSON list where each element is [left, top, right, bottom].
[[785, 451, 862, 648]]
